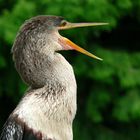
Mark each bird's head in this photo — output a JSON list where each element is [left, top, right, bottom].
[[12, 15, 108, 87], [15, 15, 108, 60]]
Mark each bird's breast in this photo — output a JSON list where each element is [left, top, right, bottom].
[[13, 76, 76, 140]]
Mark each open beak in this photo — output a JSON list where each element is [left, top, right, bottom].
[[58, 22, 108, 61]]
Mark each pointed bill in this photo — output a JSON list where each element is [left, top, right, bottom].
[[58, 21, 108, 60], [58, 22, 109, 30], [59, 37, 103, 61]]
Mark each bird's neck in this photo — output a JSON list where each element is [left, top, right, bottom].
[[12, 33, 77, 139], [13, 32, 75, 89], [13, 50, 77, 120]]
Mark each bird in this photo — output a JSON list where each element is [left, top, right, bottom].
[[0, 15, 107, 140]]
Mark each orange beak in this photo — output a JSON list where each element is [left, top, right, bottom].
[[59, 22, 108, 60], [60, 37, 103, 61]]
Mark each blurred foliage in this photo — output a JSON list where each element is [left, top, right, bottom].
[[0, 0, 140, 140]]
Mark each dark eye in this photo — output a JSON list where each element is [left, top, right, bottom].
[[60, 20, 67, 26]]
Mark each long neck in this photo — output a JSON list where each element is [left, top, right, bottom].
[[12, 32, 77, 140], [12, 31, 75, 88], [12, 58, 77, 140]]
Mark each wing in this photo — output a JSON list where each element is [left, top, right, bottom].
[[0, 118, 23, 140], [0, 117, 42, 140]]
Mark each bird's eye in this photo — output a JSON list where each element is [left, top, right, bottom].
[[60, 20, 67, 27]]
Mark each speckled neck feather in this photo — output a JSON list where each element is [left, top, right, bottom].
[[11, 15, 77, 140]]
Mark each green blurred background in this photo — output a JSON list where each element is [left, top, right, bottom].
[[0, 0, 140, 139]]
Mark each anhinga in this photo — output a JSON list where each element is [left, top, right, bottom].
[[0, 15, 107, 140]]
